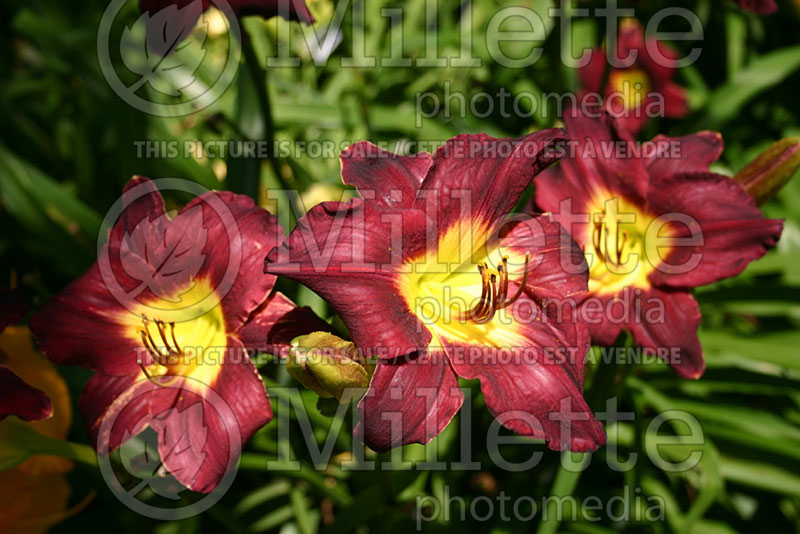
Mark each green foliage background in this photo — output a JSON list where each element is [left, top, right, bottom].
[[1, 0, 800, 532]]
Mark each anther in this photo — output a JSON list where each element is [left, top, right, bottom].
[[138, 361, 180, 388], [137, 315, 183, 366], [500, 255, 529, 308], [457, 254, 529, 323], [593, 211, 631, 267]]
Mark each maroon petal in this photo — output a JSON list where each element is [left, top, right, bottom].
[[148, 337, 270, 492], [137, 1, 203, 56], [581, 290, 627, 346], [107, 179, 282, 332], [0, 288, 29, 333], [159, 191, 283, 332], [113, 177, 168, 237], [265, 199, 432, 359], [578, 49, 607, 92], [444, 294, 604, 452], [148, 386, 232, 494], [413, 130, 565, 232], [611, 104, 650, 137], [211, 336, 273, 439], [500, 214, 589, 303], [341, 142, 432, 209], [0, 366, 52, 422], [140, 0, 315, 24], [81, 372, 151, 450], [616, 19, 645, 66], [233, 0, 315, 23], [553, 112, 649, 206], [644, 131, 723, 181], [638, 39, 679, 85], [647, 172, 783, 288], [355, 351, 463, 452], [737, 0, 778, 15], [627, 287, 704, 379], [660, 81, 689, 118], [237, 291, 331, 358], [105, 177, 172, 302], [30, 264, 143, 376], [535, 162, 598, 241], [613, 21, 676, 84]]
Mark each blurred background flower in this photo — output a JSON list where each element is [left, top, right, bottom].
[[0, 325, 74, 533]]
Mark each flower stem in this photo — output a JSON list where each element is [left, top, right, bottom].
[[239, 453, 353, 506], [537, 335, 631, 534], [238, 25, 289, 199], [537, 453, 591, 534]]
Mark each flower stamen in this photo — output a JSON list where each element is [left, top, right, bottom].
[[136, 315, 184, 384], [593, 211, 632, 267], [457, 255, 530, 323]]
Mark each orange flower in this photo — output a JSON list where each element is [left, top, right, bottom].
[[0, 325, 73, 533]]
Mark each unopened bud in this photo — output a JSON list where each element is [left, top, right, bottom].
[[734, 137, 800, 205], [287, 332, 372, 401]]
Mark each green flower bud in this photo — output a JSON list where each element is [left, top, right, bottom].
[[734, 137, 800, 205], [287, 332, 372, 401]]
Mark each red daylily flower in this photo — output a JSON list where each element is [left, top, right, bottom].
[[0, 290, 52, 423], [534, 112, 783, 378], [30, 177, 323, 493], [0, 324, 75, 532], [0, 288, 29, 332], [578, 19, 688, 135], [736, 0, 777, 14], [139, 0, 314, 23], [138, 0, 313, 56], [266, 132, 607, 453], [0, 367, 52, 423]]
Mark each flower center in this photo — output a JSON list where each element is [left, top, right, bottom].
[[397, 224, 531, 349], [137, 315, 183, 379], [125, 280, 228, 387], [456, 255, 529, 324], [586, 196, 662, 294], [591, 214, 634, 269], [609, 68, 651, 110]]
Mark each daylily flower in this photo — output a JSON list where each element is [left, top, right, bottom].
[[0, 288, 29, 332], [0, 367, 51, 423], [138, 0, 314, 55], [0, 324, 74, 532], [31, 176, 322, 492], [578, 19, 688, 135], [266, 133, 607, 453], [139, 0, 314, 23], [534, 112, 783, 378], [0, 290, 52, 423], [735, 0, 777, 14]]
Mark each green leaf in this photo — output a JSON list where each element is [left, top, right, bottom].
[[0, 417, 97, 471], [702, 44, 800, 127], [699, 329, 800, 377], [720, 455, 800, 498], [0, 144, 101, 236]]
